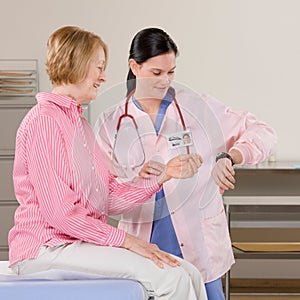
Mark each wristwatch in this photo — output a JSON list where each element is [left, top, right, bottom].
[[216, 152, 235, 166]]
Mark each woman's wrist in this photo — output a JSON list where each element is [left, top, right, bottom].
[[157, 166, 171, 185], [228, 149, 243, 165]]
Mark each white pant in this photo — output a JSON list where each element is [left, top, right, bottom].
[[13, 241, 207, 300]]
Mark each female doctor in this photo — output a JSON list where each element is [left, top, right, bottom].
[[96, 27, 277, 300]]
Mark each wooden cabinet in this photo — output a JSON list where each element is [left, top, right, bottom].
[[223, 161, 300, 299]]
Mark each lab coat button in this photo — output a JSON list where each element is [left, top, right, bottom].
[[180, 243, 184, 247], [171, 211, 175, 215], [96, 188, 99, 192]]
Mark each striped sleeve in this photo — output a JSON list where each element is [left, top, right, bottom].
[[107, 173, 161, 215]]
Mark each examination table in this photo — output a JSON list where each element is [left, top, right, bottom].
[[0, 261, 150, 299]]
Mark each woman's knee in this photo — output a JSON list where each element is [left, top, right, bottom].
[[166, 265, 193, 287]]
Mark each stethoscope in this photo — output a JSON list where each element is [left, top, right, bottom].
[[112, 87, 190, 169]]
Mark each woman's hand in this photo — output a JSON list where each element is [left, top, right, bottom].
[[158, 153, 203, 184], [211, 158, 235, 194], [121, 233, 181, 268], [139, 161, 165, 178], [212, 149, 242, 194], [139, 153, 202, 185]]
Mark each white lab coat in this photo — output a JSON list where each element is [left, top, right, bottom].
[[96, 88, 277, 283]]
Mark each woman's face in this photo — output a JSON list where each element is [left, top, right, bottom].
[[130, 51, 176, 100], [76, 46, 106, 103]]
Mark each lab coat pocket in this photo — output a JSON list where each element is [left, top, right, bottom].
[[201, 209, 233, 276]]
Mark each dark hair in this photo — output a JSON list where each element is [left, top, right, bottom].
[[126, 28, 178, 95]]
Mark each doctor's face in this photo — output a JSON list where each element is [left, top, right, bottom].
[[130, 51, 176, 100]]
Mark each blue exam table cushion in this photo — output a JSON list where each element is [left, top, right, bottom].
[[0, 261, 149, 300]]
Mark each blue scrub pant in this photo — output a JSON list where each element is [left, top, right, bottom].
[[205, 277, 225, 300]]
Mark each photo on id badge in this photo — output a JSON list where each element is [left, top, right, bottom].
[[167, 130, 193, 149]]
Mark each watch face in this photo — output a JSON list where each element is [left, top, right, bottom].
[[216, 152, 227, 159]]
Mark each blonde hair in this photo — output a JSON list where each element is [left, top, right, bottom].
[[46, 26, 108, 85]]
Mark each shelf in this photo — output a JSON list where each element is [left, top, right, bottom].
[[0, 59, 39, 97], [232, 242, 300, 252], [223, 196, 300, 206]]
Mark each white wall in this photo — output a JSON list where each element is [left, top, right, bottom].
[[1, 0, 300, 160], [1, 0, 300, 278]]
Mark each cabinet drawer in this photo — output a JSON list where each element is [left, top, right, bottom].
[[0, 203, 18, 247], [0, 158, 15, 201], [0, 107, 32, 152], [0, 249, 8, 260]]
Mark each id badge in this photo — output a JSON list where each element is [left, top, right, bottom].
[[167, 130, 193, 149]]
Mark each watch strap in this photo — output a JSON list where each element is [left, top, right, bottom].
[[216, 152, 235, 166]]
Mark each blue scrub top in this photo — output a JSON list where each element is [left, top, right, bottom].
[[133, 92, 183, 258]]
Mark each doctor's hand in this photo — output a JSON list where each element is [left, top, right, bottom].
[[121, 233, 181, 269], [157, 153, 203, 185], [212, 158, 236, 195]]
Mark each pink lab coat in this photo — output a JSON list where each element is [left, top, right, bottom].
[[96, 88, 277, 283]]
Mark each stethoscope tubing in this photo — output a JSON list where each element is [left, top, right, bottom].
[[118, 87, 190, 154]]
